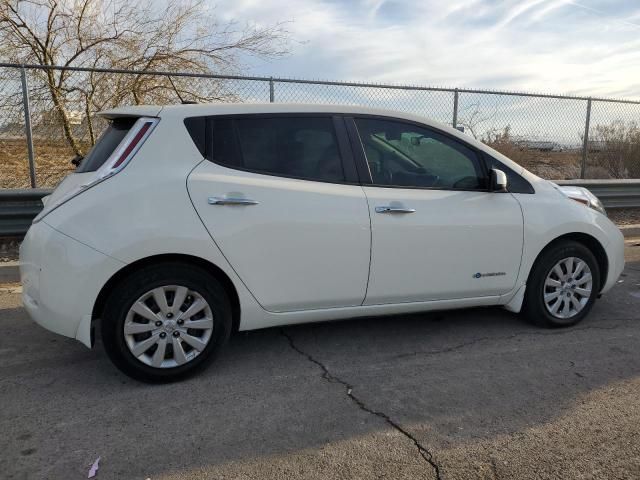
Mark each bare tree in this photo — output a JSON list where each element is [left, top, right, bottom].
[[457, 101, 500, 140], [0, 0, 290, 155]]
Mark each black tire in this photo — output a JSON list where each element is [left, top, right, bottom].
[[523, 240, 600, 328], [101, 262, 232, 382]]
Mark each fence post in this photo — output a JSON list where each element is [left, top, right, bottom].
[[20, 67, 37, 188], [452, 88, 459, 129], [580, 98, 592, 179], [269, 77, 275, 103]]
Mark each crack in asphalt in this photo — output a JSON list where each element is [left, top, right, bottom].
[[281, 329, 442, 480], [489, 456, 500, 480], [391, 322, 630, 361]]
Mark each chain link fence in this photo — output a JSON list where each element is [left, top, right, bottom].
[[1, 63, 640, 188]]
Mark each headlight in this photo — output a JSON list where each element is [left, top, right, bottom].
[[557, 185, 607, 216]]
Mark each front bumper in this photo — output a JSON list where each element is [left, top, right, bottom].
[[601, 225, 625, 294], [20, 221, 125, 348]]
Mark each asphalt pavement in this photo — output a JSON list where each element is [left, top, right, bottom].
[[1, 241, 639, 479]]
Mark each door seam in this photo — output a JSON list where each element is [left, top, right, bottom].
[[360, 185, 373, 306], [185, 159, 268, 312]]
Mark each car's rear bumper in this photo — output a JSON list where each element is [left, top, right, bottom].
[[20, 221, 125, 348]]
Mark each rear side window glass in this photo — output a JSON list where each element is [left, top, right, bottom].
[[209, 116, 346, 183], [210, 118, 241, 167], [184, 117, 206, 157], [76, 117, 137, 172]]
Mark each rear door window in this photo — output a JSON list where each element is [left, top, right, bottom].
[[76, 117, 137, 172], [208, 116, 346, 183]]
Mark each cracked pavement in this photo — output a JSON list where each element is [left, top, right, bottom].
[[0, 241, 639, 479], [281, 329, 442, 479]]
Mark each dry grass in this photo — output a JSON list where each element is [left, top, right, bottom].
[[1, 138, 77, 188], [490, 142, 584, 179], [487, 136, 617, 180]]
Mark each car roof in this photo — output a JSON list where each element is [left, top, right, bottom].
[[100, 102, 438, 123]]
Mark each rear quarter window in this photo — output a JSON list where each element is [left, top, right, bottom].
[[184, 117, 206, 157]]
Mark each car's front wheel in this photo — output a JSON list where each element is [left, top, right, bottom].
[[101, 263, 232, 382], [523, 240, 600, 328]]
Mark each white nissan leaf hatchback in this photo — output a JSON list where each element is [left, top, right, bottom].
[[20, 104, 624, 382]]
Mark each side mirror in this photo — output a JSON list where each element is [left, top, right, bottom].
[[490, 168, 508, 192]]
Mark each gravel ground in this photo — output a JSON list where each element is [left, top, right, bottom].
[[0, 238, 20, 262], [608, 208, 640, 226], [0, 242, 638, 479]]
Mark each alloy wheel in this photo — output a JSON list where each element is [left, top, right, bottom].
[[123, 285, 214, 368], [543, 257, 593, 320]]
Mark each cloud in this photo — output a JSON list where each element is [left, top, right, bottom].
[[528, 0, 572, 23], [495, 0, 550, 28], [214, 0, 640, 98]]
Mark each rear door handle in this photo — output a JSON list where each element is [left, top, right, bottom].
[[375, 206, 416, 214], [208, 197, 259, 206]]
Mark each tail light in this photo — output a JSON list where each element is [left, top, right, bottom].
[[106, 120, 155, 172]]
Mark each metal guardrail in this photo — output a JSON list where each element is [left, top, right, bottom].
[[0, 189, 50, 236], [0, 180, 638, 238]]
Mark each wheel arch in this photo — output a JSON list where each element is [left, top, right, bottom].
[[92, 253, 241, 332], [531, 232, 608, 292]]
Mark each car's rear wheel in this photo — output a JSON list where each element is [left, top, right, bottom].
[[101, 263, 231, 382], [523, 240, 600, 328]]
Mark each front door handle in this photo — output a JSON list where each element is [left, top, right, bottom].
[[208, 197, 259, 206], [375, 206, 416, 214]]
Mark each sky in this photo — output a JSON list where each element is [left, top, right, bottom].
[[214, 0, 640, 99]]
